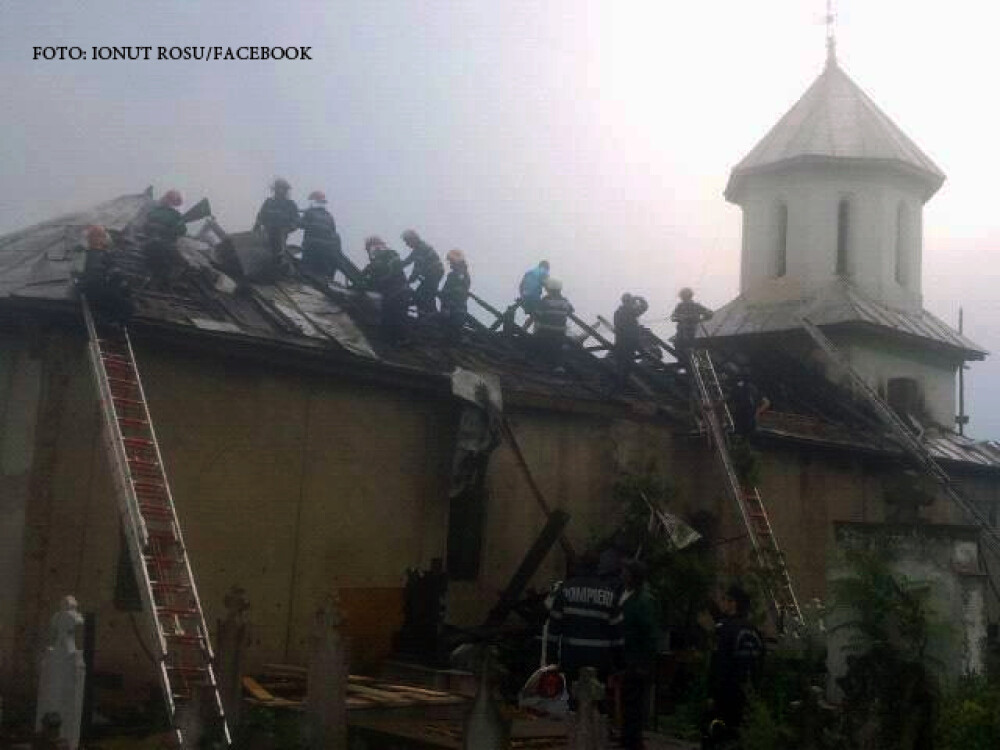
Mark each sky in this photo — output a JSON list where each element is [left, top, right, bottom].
[[2, 1, 1000, 436]]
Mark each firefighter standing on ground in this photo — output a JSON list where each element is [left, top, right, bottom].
[[618, 560, 658, 750], [545, 552, 624, 689], [703, 585, 765, 748], [400, 230, 445, 317]]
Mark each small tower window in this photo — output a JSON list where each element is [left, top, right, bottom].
[[836, 199, 851, 276], [887, 377, 922, 418], [895, 202, 911, 287], [775, 203, 788, 278]]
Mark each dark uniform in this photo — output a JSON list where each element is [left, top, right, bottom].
[[254, 196, 299, 260], [361, 248, 410, 341], [142, 204, 186, 283], [401, 238, 445, 316], [620, 583, 658, 750], [440, 265, 471, 342], [533, 293, 574, 365], [300, 205, 343, 279], [671, 299, 712, 356], [78, 244, 133, 323], [705, 614, 764, 746], [546, 573, 624, 685], [730, 380, 765, 438], [614, 300, 642, 384]]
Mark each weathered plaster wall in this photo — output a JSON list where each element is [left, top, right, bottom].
[[4, 321, 999, 711], [826, 524, 988, 701], [737, 166, 926, 309], [3, 327, 456, 704], [0, 332, 43, 691]]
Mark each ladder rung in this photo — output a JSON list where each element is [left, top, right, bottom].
[[165, 632, 204, 645], [133, 479, 165, 492], [118, 416, 149, 429], [123, 436, 155, 449], [159, 609, 201, 621], [144, 554, 180, 567], [114, 396, 145, 408], [153, 580, 192, 593], [108, 376, 139, 389], [102, 357, 134, 370], [166, 664, 208, 676], [147, 533, 179, 550], [139, 503, 174, 519]]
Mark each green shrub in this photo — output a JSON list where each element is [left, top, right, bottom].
[[935, 678, 1000, 750]]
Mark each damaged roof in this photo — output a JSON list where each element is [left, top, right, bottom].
[[701, 278, 986, 359], [1, 191, 997, 472], [0, 192, 686, 414]]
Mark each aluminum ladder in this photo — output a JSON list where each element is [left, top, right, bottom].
[[82, 299, 230, 747], [689, 347, 804, 630], [801, 317, 1000, 557]]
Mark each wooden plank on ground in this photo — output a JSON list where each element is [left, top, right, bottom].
[[347, 683, 416, 705], [242, 677, 300, 707]]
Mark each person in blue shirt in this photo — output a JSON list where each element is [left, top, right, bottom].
[[518, 260, 551, 317]]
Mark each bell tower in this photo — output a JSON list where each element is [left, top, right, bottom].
[[709, 37, 984, 430]]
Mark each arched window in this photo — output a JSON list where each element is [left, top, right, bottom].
[[775, 203, 788, 278], [836, 199, 850, 276], [895, 202, 911, 287]]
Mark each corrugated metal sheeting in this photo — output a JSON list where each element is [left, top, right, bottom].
[[703, 278, 986, 357]]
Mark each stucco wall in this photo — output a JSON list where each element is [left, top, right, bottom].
[[826, 524, 988, 701], [0, 332, 42, 691], [0, 324, 700, 707], [838, 333, 959, 427], [3, 321, 998, 711], [737, 166, 926, 309]]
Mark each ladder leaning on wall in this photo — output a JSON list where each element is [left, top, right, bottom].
[[688, 347, 804, 632], [81, 298, 230, 747], [801, 317, 1000, 560]]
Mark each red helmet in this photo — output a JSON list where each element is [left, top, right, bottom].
[[308, 190, 326, 203], [161, 189, 183, 207], [85, 225, 110, 250]]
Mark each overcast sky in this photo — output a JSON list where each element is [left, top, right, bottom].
[[2, 1, 999, 437]]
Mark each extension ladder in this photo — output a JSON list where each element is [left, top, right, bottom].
[[689, 348, 803, 629], [82, 299, 230, 747], [801, 318, 1000, 557]]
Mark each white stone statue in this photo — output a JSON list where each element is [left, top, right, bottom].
[[35, 595, 86, 750]]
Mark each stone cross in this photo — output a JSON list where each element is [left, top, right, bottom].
[[216, 586, 250, 729], [305, 592, 347, 750], [569, 667, 607, 750], [35, 596, 85, 750]]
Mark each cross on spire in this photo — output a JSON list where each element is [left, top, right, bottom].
[[825, 0, 838, 67]]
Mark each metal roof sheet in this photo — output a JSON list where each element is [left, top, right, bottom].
[[726, 60, 945, 200], [702, 279, 986, 357]]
